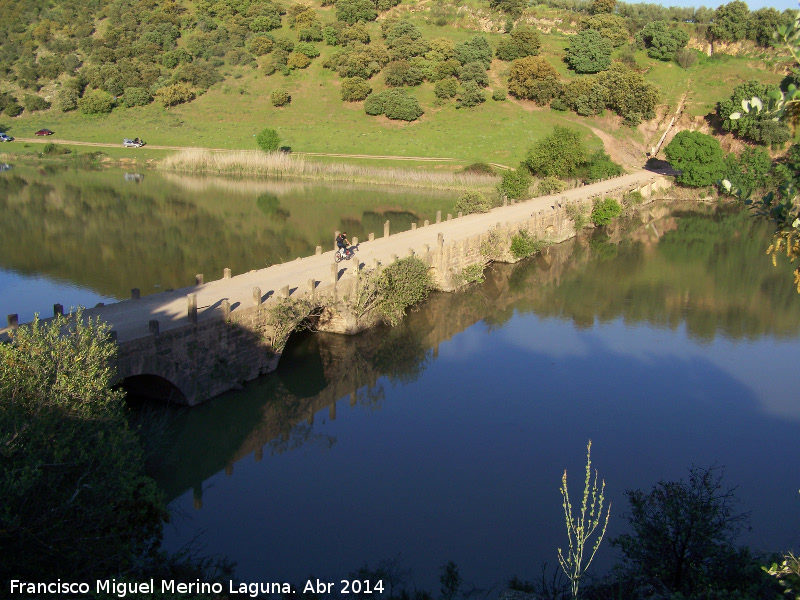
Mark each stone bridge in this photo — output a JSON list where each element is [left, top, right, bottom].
[[2, 171, 670, 405]]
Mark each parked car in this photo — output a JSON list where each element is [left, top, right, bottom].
[[0, 133, 13, 142], [123, 138, 145, 148], [35, 128, 54, 136]]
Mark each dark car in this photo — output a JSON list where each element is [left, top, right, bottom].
[[35, 129, 54, 136]]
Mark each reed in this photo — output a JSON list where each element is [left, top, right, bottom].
[[158, 149, 499, 190]]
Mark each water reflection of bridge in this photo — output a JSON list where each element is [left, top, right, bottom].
[[154, 207, 643, 505]]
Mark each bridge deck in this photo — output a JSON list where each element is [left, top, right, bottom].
[[3, 170, 661, 343]]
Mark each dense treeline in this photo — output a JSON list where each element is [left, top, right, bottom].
[[0, 0, 794, 124]]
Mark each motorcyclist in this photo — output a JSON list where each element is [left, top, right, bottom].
[[336, 231, 350, 257]]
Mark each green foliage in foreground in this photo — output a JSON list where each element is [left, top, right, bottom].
[[0, 312, 168, 582], [610, 466, 777, 599]]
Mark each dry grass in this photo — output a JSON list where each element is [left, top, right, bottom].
[[158, 149, 500, 190]]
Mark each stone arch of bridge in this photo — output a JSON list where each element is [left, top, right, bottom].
[[115, 372, 190, 405]]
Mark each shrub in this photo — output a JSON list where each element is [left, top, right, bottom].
[[341, 77, 372, 101], [565, 203, 588, 229], [623, 190, 644, 206], [590, 197, 623, 226], [585, 149, 623, 181], [566, 29, 612, 73], [434, 78, 458, 99], [664, 130, 726, 187], [336, 0, 377, 24], [77, 89, 114, 114], [456, 81, 485, 108], [463, 162, 495, 174], [384, 60, 424, 87], [123, 87, 152, 107], [41, 143, 70, 155], [275, 37, 295, 53], [153, 83, 195, 107], [581, 13, 628, 47], [364, 89, 423, 121], [0, 313, 167, 581], [455, 191, 492, 215], [459, 62, 489, 87], [23, 94, 50, 112], [375, 256, 433, 326], [256, 127, 281, 151], [636, 21, 689, 60], [538, 176, 568, 196], [271, 90, 291, 106], [492, 89, 506, 101], [287, 52, 311, 69], [498, 168, 531, 199], [507, 56, 560, 104], [454, 36, 493, 68], [57, 88, 79, 112], [674, 47, 697, 68], [510, 229, 544, 258], [248, 36, 275, 55], [611, 466, 751, 595], [294, 42, 320, 58], [524, 126, 586, 178], [459, 263, 486, 285]]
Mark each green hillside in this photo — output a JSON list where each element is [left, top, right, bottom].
[[0, 0, 794, 167]]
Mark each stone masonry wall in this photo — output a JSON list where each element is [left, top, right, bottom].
[[114, 175, 670, 404]]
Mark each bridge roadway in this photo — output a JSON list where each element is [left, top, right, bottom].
[[4, 170, 661, 342]]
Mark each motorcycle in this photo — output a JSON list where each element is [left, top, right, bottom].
[[334, 246, 355, 263]]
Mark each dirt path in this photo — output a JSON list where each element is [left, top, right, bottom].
[[10, 137, 513, 166]]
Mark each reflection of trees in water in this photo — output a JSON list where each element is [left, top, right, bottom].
[[266, 421, 336, 456], [0, 174, 305, 298], [528, 206, 800, 341], [256, 193, 290, 222]]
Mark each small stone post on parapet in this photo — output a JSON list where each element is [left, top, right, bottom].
[[222, 299, 231, 319], [223, 268, 231, 279], [280, 285, 290, 299], [436, 211, 441, 223], [352, 236, 358, 246], [196, 274, 204, 285], [7, 314, 18, 329], [131, 288, 140, 300], [253, 287, 262, 307], [149, 320, 159, 336], [331, 263, 338, 285], [384, 221, 390, 238], [334, 231, 340, 251], [369, 233, 375, 242], [188, 294, 198, 324], [54, 304, 63, 317], [316, 246, 322, 255], [308, 279, 316, 301]]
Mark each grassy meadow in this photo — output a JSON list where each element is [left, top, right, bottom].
[[1, 0, 792, 173]]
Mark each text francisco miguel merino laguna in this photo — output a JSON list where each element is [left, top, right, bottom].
[[10, 578, 385, 597]]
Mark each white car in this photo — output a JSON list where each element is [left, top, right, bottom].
[[123, 138, 145, 148], [0, 133, 13, 142]]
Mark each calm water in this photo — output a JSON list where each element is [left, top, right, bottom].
[[150, 206, 800, 592], [0, 164, 459, 322], [2, 166, 798, 591]]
